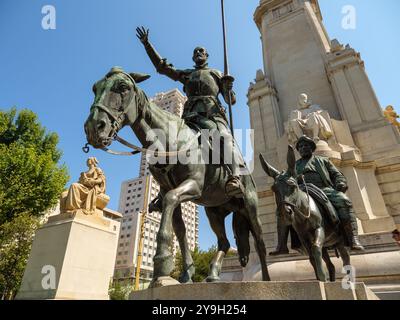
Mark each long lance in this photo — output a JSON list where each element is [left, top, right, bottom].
[[221, 0, 235, 137]]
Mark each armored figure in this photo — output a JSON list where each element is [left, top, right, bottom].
[[136, 27, 244, 197], [270, 136, 364, 255]]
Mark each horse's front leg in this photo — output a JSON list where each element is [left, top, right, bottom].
[[311, 227, 328, 282], [172, 205, 195, 283], [152, 179, 201, 286]]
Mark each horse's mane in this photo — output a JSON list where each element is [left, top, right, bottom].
[[136, 86, 186, 130]]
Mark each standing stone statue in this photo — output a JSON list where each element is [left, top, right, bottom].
[[60, 157, 107, 215], [136, 26, 244, 197], [287, 93, 333, 144]]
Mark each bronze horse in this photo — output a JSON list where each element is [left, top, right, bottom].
[[260, 146, 351, 282], [84, 67, 270, 285]]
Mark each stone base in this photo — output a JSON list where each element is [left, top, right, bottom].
[[129, 281, 378, 300], [16, 211, 120, 300], [150, 276, 180, 288], [221, 234, 400, 300]]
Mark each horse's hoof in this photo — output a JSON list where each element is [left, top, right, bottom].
[[206, 276, 220, 283], [179, 265, 195, 284], [149, 276, 180, 288], [239, 256, 249, 267]]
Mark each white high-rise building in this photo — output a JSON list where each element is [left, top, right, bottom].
[[114, 89, 199, 286]]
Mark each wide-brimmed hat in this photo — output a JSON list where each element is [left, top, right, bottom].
[[295, 135, 317, 152]]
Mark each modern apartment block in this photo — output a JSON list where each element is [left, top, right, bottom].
[[114, 89, 199, 287]]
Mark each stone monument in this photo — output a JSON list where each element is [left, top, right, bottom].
[[16, 158, 121, 300], [221, 0, 400, 300]]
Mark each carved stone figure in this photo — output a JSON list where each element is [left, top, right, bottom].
[[287, 93, 333, 143], [60, 157, 107, 215], [384, 105, 400, 131]]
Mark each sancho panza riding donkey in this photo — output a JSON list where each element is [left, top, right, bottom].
[[260, 138, 364, 282]]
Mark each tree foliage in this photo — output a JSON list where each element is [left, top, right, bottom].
[[0, 213, 41, 299], [109, 278, 132, 300], [0, 108, 69, 225], [171, 246, 217, 283], [0, 107, 69, 299]]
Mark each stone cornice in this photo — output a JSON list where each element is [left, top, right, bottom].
[[326, 48, 364, 76], [254, 0, 321, 29], [258, 190, 274, 199], [331, 158, 377, 170], [247, 83, 278, 104]]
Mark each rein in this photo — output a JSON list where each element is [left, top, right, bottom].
[[279, 175, 311, 220], [83, 69, 201, 157]]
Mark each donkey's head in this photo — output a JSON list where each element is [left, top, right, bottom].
[[259, 146, 300, 221], [84, 67, 150, 149]]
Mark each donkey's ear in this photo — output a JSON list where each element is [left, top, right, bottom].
[[259, 154, 279, 179], [129, 73, 151, 83], [287, 145, 297, 177]]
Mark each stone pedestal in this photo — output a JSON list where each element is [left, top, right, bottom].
[[16, 209, 121, 300], [221, 231, 400, 299], [129, 281, 378, 300]]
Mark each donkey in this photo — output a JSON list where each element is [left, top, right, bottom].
[[259, 146, 350, 282], [84, 67, 270, 286]]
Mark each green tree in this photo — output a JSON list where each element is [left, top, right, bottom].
[[0, 108, 69, 299], [0, 213, 41, 300], [171, 246, 218, 283], [0, 108, 69, 224], [109, 278, 132, 300]]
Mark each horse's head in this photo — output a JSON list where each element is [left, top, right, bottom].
[[259, 146, 299, 221], [84, 66, 150, 149]]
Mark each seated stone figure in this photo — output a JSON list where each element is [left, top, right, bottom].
[[60, 157, 109, 215], [287, 93, 333, 144]]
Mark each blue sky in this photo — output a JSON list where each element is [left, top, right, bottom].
[[1, 0, 399, 250]]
